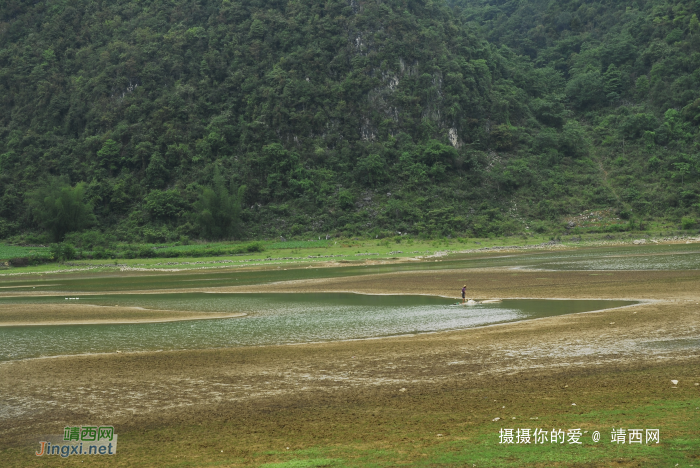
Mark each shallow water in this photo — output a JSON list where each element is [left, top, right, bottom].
[[521, 251, 700, 271], [639, 338, 700, 350], [0, 245, 698, 294], [0, 294, 635, 361]]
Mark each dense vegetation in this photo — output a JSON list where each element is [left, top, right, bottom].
[[0, 0, 698, 245]]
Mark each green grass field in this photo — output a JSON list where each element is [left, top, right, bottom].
[[268, 240, 333, 249], [0, 229, 696, 275], [0, 244, 49, 261], [0, 235, 555, 275]]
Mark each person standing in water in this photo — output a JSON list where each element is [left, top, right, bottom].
[[461, 285, 467, 302]]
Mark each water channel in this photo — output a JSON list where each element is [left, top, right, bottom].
[[0, 293, 636, 361]]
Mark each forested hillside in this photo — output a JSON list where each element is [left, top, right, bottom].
[[0, 0, 698, 244], [454, 0, 700, 221]]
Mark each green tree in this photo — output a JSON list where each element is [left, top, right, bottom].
[[337, 190, 355, 210], [49, 243, 77, 261], [673, 162, 691, 185], [194, 169, 245, 239], [530, 98, 566, 127], [691, 14, 700, 36], [144, 189, 185, 221], [490, 125, 513, 150], [249, 19, 266, 39], [560, 121, 588, 157], [603, 64, 622, 102], [620, 114, 658, 138], [682, 98, 700, 124], [145, 152, 169, 188], [422, 140, 458, 165], [355, 154, 387, 187], [28, 178, 96, 242], [635, 76, 650, 100], [565, 70, 603, 109], [97, 139, 121, 172]]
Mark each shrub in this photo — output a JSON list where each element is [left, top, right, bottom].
[[355, 154, 387, 187], [338, 190, 354, 210], [122, 249, 138, 259], [681, 217, 696, 230], [531, 222, 548, 234], [93, 247, 116, 259], [49, 243, 76, 261], [565, 70, 603, 109], [137, 246, 156, 258], [64, 230, 111, 249], [144, 190, 185, 221], [244, 242, 265, 253]]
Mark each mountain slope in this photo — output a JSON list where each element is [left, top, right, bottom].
[[0, 0, 697, 243], [455, 0, 700, 221]]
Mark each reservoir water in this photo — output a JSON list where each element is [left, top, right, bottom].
[[0, 293, 635, 361]]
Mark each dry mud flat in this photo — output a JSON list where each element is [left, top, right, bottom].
[[0, 269, 699, 465]]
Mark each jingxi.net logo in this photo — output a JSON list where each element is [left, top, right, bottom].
[[36, 426, 117, 458]]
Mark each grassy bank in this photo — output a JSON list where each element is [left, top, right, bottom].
[[0, 235, 556, 274], [2, 229, 699, 276]]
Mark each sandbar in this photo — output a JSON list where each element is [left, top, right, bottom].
[[0, 303, 245, 326]]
